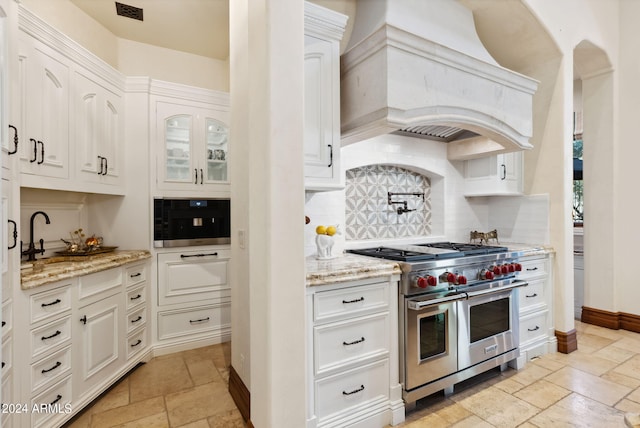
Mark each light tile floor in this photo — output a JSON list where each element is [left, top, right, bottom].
[[64, 341, 246, 428], [65, 321, 640, 428], [397, 320, 640, 427]]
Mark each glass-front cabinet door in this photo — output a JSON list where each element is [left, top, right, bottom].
[[156, 101, 229, 192], [164, 114, 193, 182], [205, 118, 228, 182]]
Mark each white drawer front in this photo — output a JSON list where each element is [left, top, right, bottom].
[[78, 267, 123, 304], [518, 258, 548, 279], [518, 278, 547, 313], [2, 298, 12, 337], [314, 312, 389, 376], [315, 359, 390, 423], [158, 303, 231, 341], [127, 306, 146, 334], [127, 328, 147, 360], [126, 284, 146, 311], [31, 346, 72, 393], [158, 251, 231, 305], [30, 286, 71, 326], [1, 335, 11, 376], [519, 310, 548, 345], [31, 316, 72, 360], [314, 282, 389, 324], [31, 375, 72, 428], [125, 262, 147, 288]]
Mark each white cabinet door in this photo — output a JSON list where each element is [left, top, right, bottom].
[[75, 70, 124, 190], [155, 101, 229, 193], [74, 292, 123, 398], [304, 34, 341, 190], [18, 34, 70, 180], [464, 151, 523, 196]]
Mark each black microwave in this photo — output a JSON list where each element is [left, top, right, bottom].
[[153, 198, 231, 248]]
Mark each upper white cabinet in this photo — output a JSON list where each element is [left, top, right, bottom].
[[464, 151, 523, 197], [152, 88, 230, 196], [17, 34, 70, 180], [304, 2, 347, 191], [74, 70, 124, 189], [14, 8, 127, 195]]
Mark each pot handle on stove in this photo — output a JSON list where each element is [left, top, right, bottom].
[[407, 293, 467, 310]]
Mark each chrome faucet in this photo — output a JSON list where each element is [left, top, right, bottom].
[[21, 211, 51, 261]]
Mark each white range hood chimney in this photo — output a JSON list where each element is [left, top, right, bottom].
[[341, 0, 539, 158]]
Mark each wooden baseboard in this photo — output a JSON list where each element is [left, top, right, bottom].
[[581, 306, 640, 332], [229, 365, 251, 424], [555, 329, 578, 354]]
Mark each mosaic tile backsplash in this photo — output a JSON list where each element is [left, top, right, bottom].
[[345, 165, 431, 240]]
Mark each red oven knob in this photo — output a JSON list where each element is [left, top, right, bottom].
[[447, 272, 457, 283], [492, 265, 501, 275], [457, 275, 467, 285], [480, 269, 494, 280], [514, 263, 522, 271], [416, 276, 437, 288], [501, 265, 509, 274], [507, 264, 516, 273]]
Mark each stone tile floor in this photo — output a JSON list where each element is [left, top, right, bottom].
[[397, 320, 640, 427], [64, 341, 246, 428], [65, 320, 640, 427]]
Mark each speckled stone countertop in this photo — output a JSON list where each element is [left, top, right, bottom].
[[504, 242, 555, 257], [306, 253, 401, 286], [21, 250, 152, 290]]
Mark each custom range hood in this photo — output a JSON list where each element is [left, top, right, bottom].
[[341, 0, 539, 159]]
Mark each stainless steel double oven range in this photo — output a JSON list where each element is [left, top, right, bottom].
[[348, 242, 527, 408]]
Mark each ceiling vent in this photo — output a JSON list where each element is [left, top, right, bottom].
[[115, 2, 143, 21]]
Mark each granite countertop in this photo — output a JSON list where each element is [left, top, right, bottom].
[[504, 242, 555, 257], [21, 250, 152, 290], [306, 253, 401, 286]]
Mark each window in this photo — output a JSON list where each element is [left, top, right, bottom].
[[573, 138, 583, 225]]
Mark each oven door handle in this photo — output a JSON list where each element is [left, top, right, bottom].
[[407, 293, 466, 310], [465, 280, 529, 298]]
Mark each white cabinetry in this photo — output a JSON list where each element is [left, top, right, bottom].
[[17, 34, 70, 180], [13, 260, 150, 427], [15, 7, 127, 195], [516, 253, 557, 364], [155, 248, 231, 352], [306, 277, 404, 428], [74, 69, 124, 188], [464, 152, 523, 196], [304, 2, 347, 191], [152, 87, 230, 196]]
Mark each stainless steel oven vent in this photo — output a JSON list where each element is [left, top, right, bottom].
[[115, 2, 143, 21], [392, 125, 478, 142]]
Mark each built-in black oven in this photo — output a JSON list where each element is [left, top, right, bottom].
[[153, 197, 230, 247]]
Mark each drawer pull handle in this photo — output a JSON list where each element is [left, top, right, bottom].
[[342, 385, 365, 396], [41, 361, 62, 374], [343, 337, 365, 346], [525, 293, 538, 298], [42, 330, 62, 341], [130, 294, 142, 301], [130, 273, 142, 278], [180, 253, 218, 259], [131, 339, 142, 347], [1, 321, 5, 328], [528, 326, 540, 332], [526, 267, 538, 271], [1, 362, 4, 369], [80, 315, 87, 325], [50, 395, 62, 406], [131, 316, 142, 323], [189, 317, 210, 324], [342, 297, 364, 304], [41, 299, 61, 307]]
